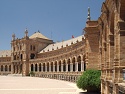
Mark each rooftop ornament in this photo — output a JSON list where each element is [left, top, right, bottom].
[[87, 7, 91, 21]]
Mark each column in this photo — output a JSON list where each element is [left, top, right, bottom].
[[37, 65, 39, 72], [11, 63, 14, 74], [45, 65, 47, 72], [18, 65, 20, 73], [61, 64, 63, 72], [70, 63, 73, 72], [3, 65, 5, 73], [75, 62, 78, 72], [57, 64, 59, 72], [66, 64, 68, 72], [105, 82, 109, 94], [29, 65, 31, 72], [33, 64, 35, 72], [15, 65, 17, 74], [53, 65, 55, 72], [49, 64, 51, 72], [41, 65, 43, 72], [81, 61, 84, 71]]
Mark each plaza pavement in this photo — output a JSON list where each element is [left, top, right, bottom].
[[0, 75, 85, 94]]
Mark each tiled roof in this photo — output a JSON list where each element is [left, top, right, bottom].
[[0, 50, 11, 57], [39, 35, 84, 53], [29, 32, 50, 40]]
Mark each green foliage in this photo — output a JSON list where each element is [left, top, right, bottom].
[[29, 71, 35, 77], [77, 69, 101, 92]]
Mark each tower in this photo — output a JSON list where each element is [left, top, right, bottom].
[[11, 29, 53, 76], [84, 7, 99, 69], [11, 29, 30, 76]]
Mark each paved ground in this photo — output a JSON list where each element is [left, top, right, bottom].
[[0, 75, 85, 94]]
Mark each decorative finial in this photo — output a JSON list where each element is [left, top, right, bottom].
[[25, 28, 28, 37], [12, 33, 15, 40], [38, 30, 40, 33], [87, 7, 91, 21]]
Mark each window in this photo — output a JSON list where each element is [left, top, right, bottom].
[[30, 45, 32, 50], [20, 45, 22, 50], [20, 54, 23, 60], [14, 55, 16, 60], [13, 47, 15, 51], [33, 46, 35, 51], [30, 53, 35, 59]]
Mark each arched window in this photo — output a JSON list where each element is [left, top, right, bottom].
[[30, 45, 32, 50]]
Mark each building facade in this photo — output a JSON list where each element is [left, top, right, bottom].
[[0, 19, 100, 83], [98, 0, 125, 94]]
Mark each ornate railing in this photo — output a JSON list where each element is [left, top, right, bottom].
[[34, 72, 83, 82]]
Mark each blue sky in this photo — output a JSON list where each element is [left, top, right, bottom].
[[0, 0, 105, 50]]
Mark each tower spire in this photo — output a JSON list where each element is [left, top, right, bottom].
[[87, 7, 91, 21], [25, 28, 28, 37], [12, 33, 15, 40]]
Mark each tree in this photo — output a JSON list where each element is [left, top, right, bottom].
[[77, 69, 101, 92]]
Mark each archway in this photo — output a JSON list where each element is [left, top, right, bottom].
[[31, 64, 34, 71], [9, 65, 11, 71], [67, 59, 70, 71], [39, 63, 41, 72], [47, 62, 49, 72], [59, 61, 61, 72], [51, 62, 53, 72], [55, 61, 57, 72], [72, 57, 76, 71], [35, 64, 37, 72], [43, 63, 45, 72], [77, 56, 81, 71], [63, 60, 66, 71], [5, 65, 8, 71]]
